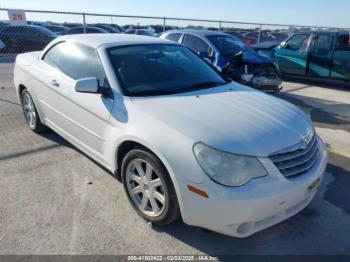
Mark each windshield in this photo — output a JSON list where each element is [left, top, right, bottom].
[[107, 44, 227, 96], [207, 35, 249, 56]]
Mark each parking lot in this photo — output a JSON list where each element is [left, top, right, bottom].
[[0, 59, 350, 256]]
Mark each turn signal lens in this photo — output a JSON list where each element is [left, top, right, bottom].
[[187, 185, 209, 198]]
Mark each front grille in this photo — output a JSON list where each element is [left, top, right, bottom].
[[270, 134, 320, 178]]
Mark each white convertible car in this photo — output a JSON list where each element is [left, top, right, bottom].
[[14, 34, 327, 238]]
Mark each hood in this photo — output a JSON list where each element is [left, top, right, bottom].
[[220, 48, 273, 67], [130, 83, 313, 157], [242, 48, 273, 64]]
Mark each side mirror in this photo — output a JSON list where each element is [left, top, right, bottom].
[[75, 77, 99, 93], [280, 41, 290, 49]]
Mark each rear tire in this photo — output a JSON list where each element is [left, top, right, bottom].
[[20, 89, 48, 133], [121, 147, 180, 226]]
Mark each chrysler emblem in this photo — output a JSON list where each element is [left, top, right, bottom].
[[300, 131, 314, 150], [301, 140, 308, 150]]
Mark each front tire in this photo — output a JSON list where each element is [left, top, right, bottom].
[[21, 89, 47, 133], [121, 147, 180, 226]]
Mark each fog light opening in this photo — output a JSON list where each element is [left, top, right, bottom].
[[236, 222, 251, 235]]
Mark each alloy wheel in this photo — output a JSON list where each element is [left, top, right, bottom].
[[22, 93, 37, 129], [126, 158, 166, 217]]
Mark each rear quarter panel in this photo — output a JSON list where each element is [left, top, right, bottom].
[[14, 51, 46, 118]]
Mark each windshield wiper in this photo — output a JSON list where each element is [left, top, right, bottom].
[[182, 81, 225, 92], [129, 88, 176, 96], [128, 81, 226, 96]]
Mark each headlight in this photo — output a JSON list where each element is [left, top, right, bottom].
[[193, 143, 267, 187]]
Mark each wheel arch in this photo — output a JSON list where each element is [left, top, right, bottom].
[[18, 84, 27, 99], [113, 137, 185, 216], [115, 140, 144, 174], [114, 138, 171, 177], [17, 84, 47, 128]]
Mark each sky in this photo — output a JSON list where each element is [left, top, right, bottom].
[[0, 0, 349, 28]]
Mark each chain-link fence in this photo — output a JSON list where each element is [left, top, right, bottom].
[[0, 7, 348, 56]]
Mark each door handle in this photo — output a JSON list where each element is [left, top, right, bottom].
[[50, 79, 60, 87]]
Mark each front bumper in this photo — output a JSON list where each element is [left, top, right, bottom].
[[241, 74, 283, 92], [177, 138, 327, 238]]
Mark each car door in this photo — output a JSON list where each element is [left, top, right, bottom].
[[275, 33, 311, 75], [308, 33, 335, 77], [42, 41, 114, 166], [331, 33, 350, 79]]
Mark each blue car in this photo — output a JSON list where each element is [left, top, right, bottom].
[[160, 30, 282, 92]]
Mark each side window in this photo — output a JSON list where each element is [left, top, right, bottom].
[[81, 47, 108, 87], [336, 34, 350, 51], [3, 27, 24, 35], [182, 34, 209, 54], [313, 34, 333, 53], [42, 42, 62, 67], [57, 42, 107, 86], [165, 33, 181, 43], [286, 34, 310, 51]]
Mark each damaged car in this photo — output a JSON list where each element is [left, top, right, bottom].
[[160, 30, 282, 92]]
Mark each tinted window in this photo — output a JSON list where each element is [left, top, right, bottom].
[[182, 34, 209, 54], [86, 27, 106, 33], [207, 35, 248, 56], [336, 33, 350, 51], [59, 43, 106, 84], [136, 30, 154, 36], [69, 27, 82, 34], [286, 34, 310, 51], [222, 31, 246, 42], [165, 33, 181, 43], [107, 44, 226, 96], [43, 42, 62, 67], [312, 34, 333, 53], [2, 26, 25, 34], [43, 42, 107, 86]]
